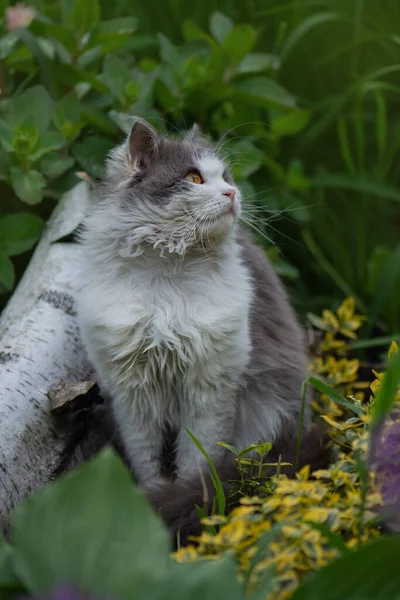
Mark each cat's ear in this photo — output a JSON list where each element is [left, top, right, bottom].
[[128, 118, 159, 167], [186, 123, 210, 150]]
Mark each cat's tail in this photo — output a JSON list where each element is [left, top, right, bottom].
[[147, 422, 331, 549]]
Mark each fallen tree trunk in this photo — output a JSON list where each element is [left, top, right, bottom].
[[0, 182, 94, 529]]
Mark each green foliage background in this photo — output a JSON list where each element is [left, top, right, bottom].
[[0, 0, 399, 330]]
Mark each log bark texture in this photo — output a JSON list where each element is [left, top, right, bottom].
[[0, 182, 93, 529]]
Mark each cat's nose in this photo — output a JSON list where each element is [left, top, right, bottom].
[[223, 189, 236, 202]]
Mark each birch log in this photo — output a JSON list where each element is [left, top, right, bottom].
[[0, 181, 93, 529]]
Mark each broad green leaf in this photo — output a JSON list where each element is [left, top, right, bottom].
[[71, 135, 114, 179], [102, 54, 138, 104], [0, 213, 43, 256], [95, 17, 137, 35], [312, 172, 400, 202], [11, 450, 171, 598], [0, 253, 14, 291], [307, 376, 363, 416], [210, 12, 233, 43], [10, 168, 46, 205], [222, 25, 256, 65], [81, 106, 115, 136], [291, 536, 400, 600], [56, 63, 108, 94], [11, 86, 53, 133], [108, 110, 134, 134], [235, 77, 295, 108], [53, 92, 84, 141], [12, 120, 38, 158], [0, 148, 10, 181], [0, 119, 15, 152], [272, 109, 311, 137], [157, 33, 182, 72], [235, 53, 279, 75], [0, 32, 18, 60], [30, 132, 65, 162], [72, 0, 100, 34], [13, 29, 56, 97], [0, 534, 18, 584], [40, 153, 75, 180], [60, 0, 74, 26]]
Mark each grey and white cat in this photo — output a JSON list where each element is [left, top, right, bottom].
[[77, 118, 320, 541]]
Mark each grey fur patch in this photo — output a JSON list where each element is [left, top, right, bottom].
[[127, 138, 210, 205], [39, 290, 77, 316]]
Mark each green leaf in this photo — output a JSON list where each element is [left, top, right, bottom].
[[0, 119, 16, 152], [72, 0, 100, 35], [0, 213, 43, 257], [56, 63, 108, 94], [351, 335, 400, 350], [287, 159, 311, 191], [184, 428, 226, 515], [108, 110, 134, 134], [222, 25, 256, 65], [368, 242, 400, 334], [10, 168, 46, 205], [312, 172, 400, 203], [71, 135, 114, 179], [157, 33, 182, 72], [235, 53, 279, 75], [371, 353, 400, 428], [281, 13, 345, 62], [102, 54, 138, 104], [210, 12, 233, 43], [291, 536, 400, 600], [13, 29, 56, 97], [12, 120, 38, 158], [272, 109, 311, 137], [307, 376, 363, 416], [11, 450, 171, 598], [53, 92, 84, 141], [96, 17, 137, 35], [235, 77, 295, 108], [0, 253, 14, 291], [11, 86, 53, 134], [0, 533, 18, 584], [0, 32, 18, 60], [40, 154, 75, 180], [30, 132, 65, 162]]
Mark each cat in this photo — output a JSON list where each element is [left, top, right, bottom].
[[77, 118, 325, 544]]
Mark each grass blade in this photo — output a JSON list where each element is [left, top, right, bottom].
[[184, 428, 226, 515], [307, 376, 363, 416]]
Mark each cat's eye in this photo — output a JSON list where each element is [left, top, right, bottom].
[[185, 171, 203, 184]]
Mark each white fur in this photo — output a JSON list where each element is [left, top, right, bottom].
[[77, 140, 268, 490]]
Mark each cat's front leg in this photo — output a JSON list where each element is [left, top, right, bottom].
[[112, 395, 165, 490], [176, 388, 237, 480]]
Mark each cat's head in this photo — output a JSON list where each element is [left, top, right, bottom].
[[102, 118, 241, 257]]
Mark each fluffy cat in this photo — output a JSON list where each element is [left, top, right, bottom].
[[77, 118, 321, 543]]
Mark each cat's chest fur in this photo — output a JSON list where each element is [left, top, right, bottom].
[[81, 243, 253, 412]]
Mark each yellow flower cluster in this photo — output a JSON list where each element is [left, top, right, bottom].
[[174, 299, 399, 600]]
